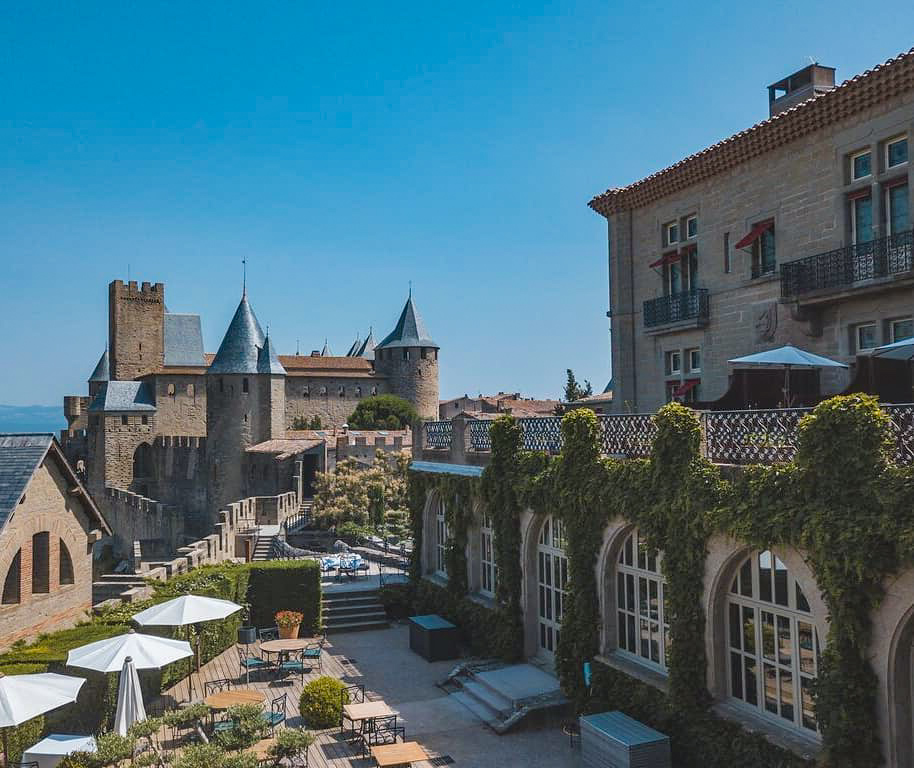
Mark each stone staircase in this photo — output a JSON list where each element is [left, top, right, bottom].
[[322, 589, 389, 633], [251, 534, 275, 561], [92, 573, 149, 606], [284, 499, 313, 533], [444, 662, 568, 734]]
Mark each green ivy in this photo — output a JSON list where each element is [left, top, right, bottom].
[[410, 395, 914, 767]]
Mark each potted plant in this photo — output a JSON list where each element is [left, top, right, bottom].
[[275, 610, 303, 639]]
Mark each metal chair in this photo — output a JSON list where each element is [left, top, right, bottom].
[[258, 626, 279, 642], [339, 683, 366, 733], [278, 650, 307, 682], [204, 678, 235, 694], [361, 714, 405, 757], [263, 692, 287, 734], [237, 645, 273, 682], [302, 633, 327, 672]]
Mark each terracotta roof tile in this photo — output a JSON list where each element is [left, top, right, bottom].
[[589, 48, 914, 217]]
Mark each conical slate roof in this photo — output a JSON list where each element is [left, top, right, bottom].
[[208, 294, 266, 374], [320, 339, 332, 357], [345, 336, 361, 357], [376, 296, 438, 349], [89, 349, 110, 383], [356, 328, 375, 358], [257, 333, 286, 375]]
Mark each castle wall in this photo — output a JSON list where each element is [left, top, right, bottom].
[[98, 487, 184, 561], [151, 374, 206, 435], [109, 280, 165, 381], [149, 436, 208, 531], [375, 347, 439, 420], [259, 375, 286, 439], [88, 412, 155, 498], [284, 376, 385, 428]]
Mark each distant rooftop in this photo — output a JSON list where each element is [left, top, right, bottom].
[[89, 381, 156, 412]]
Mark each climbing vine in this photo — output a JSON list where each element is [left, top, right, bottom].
[[409, 395, 914, 767]]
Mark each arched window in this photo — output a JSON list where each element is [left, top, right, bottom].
[[371, 386, 378, 396], [616, 529, 669, 669], [338, 386, 345, 398], [727, 550, 819, 733], [537, 516, 568, 657], [59, 540, 74, 585], [435, 500, 448, 577], [319, 386, 327, 396], [480, 511, 496, 598], [32, 532, 49, 594], [2, 550, 21, 604], [167, 383, 176, 397], [187, 384, 195, 398], [355, 386, 362, 398], [303, 386, 310, 398]]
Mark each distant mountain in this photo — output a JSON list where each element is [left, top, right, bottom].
[[0, 405, 65, 434]]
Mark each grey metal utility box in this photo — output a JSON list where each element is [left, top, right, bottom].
[[580, 711, 671, 768]]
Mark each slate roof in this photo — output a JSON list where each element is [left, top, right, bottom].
[[376, 297, 438, 350], [164, 313, 206, 366], [589, 47, 914, 216], [208, 295, 266, 375], [0, 434, 53, 528], [89, 381, 157, 412], [320, 340, 332, 357], [356, 329, 375, 358], [257, 334, 286, 375], [345, 336, 361, 356], [88, 349, 110, 383]]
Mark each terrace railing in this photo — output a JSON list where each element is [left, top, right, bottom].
[[424, 420, 453, 450], [424, 405, 914, 466], [780, 229, 914, 298]]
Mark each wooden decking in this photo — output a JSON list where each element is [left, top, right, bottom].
[[152, 637, 437, 768]]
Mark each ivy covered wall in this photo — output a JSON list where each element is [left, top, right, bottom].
[[408, 395, 914, 767]]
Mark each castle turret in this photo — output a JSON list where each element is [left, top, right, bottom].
[[109, 280, 165, 381], [374, 295, 439, 420], [206, 293, 285, 512], [88, 348, 110, 398]]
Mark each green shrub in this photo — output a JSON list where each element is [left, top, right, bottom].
[[213, 704, 269, 751], [348, 394, 417, 430], [300, 676, 349, 728], [337, 521, 373, 544], [246, 560, 321, 633], [269, 728, 315, 761], [378, 583, 413, 620]]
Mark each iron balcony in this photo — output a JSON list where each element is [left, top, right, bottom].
[[780, 229, 913, 299], [643, 288, 710, 329]]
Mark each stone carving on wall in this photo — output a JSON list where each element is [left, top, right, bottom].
[[754, 301, 778, 343]]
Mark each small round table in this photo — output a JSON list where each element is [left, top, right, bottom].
[[203, 688, 266, 710], [259, 638, 310, 660]]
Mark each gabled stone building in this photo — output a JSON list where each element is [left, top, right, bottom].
[[0, 434, 110, 649]]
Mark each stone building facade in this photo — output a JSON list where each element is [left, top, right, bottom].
[[0, 435, 110, 650], [590, 54, 914, 412], [59, 278, 439, 558]]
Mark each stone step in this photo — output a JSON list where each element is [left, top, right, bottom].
[[323, 608, 386, 624], [450, 691, 504, 730], [459, 679, 514, 718], [321, 593, 381, 607], [324, 618, 390, 634], [323, 602, 384, 617]]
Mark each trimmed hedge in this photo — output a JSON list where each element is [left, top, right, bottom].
[[0, 559, 321, 762]]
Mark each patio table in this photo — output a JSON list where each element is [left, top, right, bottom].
[[22, 734, 97, 768], [341, 701, 395, 738], [259, 638, 311, 662], [203, 688, 266, 710], [370, 741, 428, 767]]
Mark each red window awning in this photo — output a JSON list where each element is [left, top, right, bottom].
[[672, 379, 698, 397], [847, 187, 872, 201], [734, 219, 774, 249], [649, 251, 681, 269]]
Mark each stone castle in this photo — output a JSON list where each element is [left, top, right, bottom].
[[60, 279, 439, 560]]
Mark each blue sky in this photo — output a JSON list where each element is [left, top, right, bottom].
[[1, 2, 911, 406]]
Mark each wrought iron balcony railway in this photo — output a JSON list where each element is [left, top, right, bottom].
[[780, 229, 913, 298]]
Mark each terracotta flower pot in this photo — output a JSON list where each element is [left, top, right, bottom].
[[278, 624, 300, 640]]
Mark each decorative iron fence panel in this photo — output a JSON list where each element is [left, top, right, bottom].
[[424, 421, 453, 450], [468, 420, 492, 452], [518, 417, 563, 454], [780, 229, 913, 298], [598, 414, 656, 458], [884, 404, 914, 466], [703, 408, 811, 464], [643, 288, 709, 328]]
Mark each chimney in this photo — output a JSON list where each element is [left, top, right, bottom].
[[768, 63, 836, 117]]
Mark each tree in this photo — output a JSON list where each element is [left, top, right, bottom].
[[348, 395, 417, 430], [291, 414, 322, 430], [311, 449, 409, 531], [563, 369, 592, 402]]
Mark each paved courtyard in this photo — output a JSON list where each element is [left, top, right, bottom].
[[159, 623, 579, 767]]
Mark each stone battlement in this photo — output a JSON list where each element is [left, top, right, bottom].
[[112, 279, 164, 296], [155, 435, 207, 449], [105, 486, 176, 515]]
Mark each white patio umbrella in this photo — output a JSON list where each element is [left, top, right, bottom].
[[66, 629, 193, 673], [113, 656, 147, 737], [132, 596, 242, 700], [0, 672, 86, 765], [871, 336, 914, 361], [728, 344, 848, 405]]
